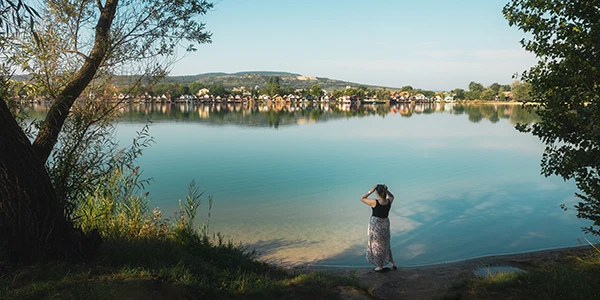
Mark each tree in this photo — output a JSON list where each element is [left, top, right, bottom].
[[510, 80, 532, 102], [498, 86, 506, 101], [488, 82, 501, 93], [400, 85, 413, 92], [310, 84, 323, 99], [375, 88, 391, 100], [332, 89, 343, 99], [468, 81, 484, 93], [189, 82, 204, 96], [453, 88, 466, 100], [178, 84, 191, 97], [504, 0, 600, 235], [209, 84, 228, 98], [266, 76, 282, 97], [1, 0, 214, 262], [480, 88, 496, 101], [465, 91, 480, 100], [466, 81, 484, 100]]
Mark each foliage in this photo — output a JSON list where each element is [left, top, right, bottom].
[[504, 0, 600, 235], [266, 76, 283, 96], [480, 88, 496, 101], [0, 232, 370, 299], [65, 122, 162, 239], [453, 88, 466, 100], [468, 81, 484, 93], [510, 80, 532, 102], [309, 84, 323, 98], [375, 88, 391, 100], [8, 0, 214, 162], [0, 0, 217, 263], [488, 82, 501, 93], [444, 248, 600, 300]]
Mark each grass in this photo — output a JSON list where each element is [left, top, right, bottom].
[[438, 248, 600, 300], [1, 167, 371, 300], [0, 230, 372, 300]]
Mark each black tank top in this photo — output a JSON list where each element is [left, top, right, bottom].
[[372, 200, 391, 218]]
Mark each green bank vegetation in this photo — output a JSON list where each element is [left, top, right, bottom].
[[0, 1, 369, 299], [2, 177, 369, 299], [85, 76, 532, 103], [438, 247, 600, 300], [2, 0, 600, 299], [437, 0, 600, 297]]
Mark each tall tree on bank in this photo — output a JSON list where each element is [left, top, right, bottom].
[[504, 1, 600, 235], [0, 0, 213, 263]]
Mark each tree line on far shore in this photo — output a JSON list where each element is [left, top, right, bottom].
[[81, 77, 531, 102], [7, 74, 532, 102]]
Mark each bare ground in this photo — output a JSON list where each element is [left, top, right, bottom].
[[285, 246, 593, 300]]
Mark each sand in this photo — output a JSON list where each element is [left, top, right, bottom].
[[284, 245, 594, 300]]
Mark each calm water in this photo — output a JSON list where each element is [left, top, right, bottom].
[[27, 102, 595, 266]]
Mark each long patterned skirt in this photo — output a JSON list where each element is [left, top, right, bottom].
[[366, 216, 394, 267]]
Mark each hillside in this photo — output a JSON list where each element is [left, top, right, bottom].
[[13, 71, 396, 91], [156, 71, 393, 91]]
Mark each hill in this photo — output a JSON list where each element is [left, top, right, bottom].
[[13, 71, 397, 91], [154, 71, 394, 91]]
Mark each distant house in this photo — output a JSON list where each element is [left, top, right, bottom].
[[414, 94, 427, 101], [196, 88, 210, 96]]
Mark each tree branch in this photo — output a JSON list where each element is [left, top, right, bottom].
[[32, 0, 119, 162]]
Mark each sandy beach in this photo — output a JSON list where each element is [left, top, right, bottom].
[[285, 245, 594, 300]]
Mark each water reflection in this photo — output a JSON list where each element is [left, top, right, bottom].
[[20, 102, 539, 127], [17, 100, 587, 267]]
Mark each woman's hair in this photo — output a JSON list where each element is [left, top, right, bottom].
[[375, 184, 387, 198]]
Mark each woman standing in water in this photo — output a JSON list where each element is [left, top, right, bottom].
[[361, 184, 397, 272]]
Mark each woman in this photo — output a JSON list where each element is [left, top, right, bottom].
[[361, 184, 397, 272]]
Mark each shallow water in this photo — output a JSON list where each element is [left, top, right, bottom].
[[30, 102, 594, 267]]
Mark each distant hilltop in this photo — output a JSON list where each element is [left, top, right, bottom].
[[147, 71, 392, 91], [14, 71, 394, 91]]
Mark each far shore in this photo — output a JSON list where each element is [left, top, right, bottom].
[[461, 100, 524, 105]]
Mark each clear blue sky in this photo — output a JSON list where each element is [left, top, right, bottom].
[[171, 0, 536, 91]]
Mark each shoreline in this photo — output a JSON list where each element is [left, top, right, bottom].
[[285, 244, 589, 271], [284, 244, 596, 300]]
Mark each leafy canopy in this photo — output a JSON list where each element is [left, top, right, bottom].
[[503, 0, 600, 235]]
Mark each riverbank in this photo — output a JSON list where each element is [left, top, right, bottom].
[[286, 245, 598, 300]]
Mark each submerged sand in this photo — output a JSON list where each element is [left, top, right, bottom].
[[284, 245, 594, 300]]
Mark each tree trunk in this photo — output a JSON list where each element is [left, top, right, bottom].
[[0, 0, 118, 264], [31, 0, 118, 163], [0, 97, 72, 263]]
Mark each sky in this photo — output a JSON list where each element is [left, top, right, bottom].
[[170, 0, 537, 91]]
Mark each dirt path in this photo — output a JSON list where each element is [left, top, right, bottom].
[[286, 246, 592, 300]]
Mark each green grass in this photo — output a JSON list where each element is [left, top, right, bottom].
[[0, 143, 372, 299], [0, 230, 372, 299], [438, 249, 600, 300]]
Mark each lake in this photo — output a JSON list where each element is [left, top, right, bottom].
[[26, 101, 594, 267]]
